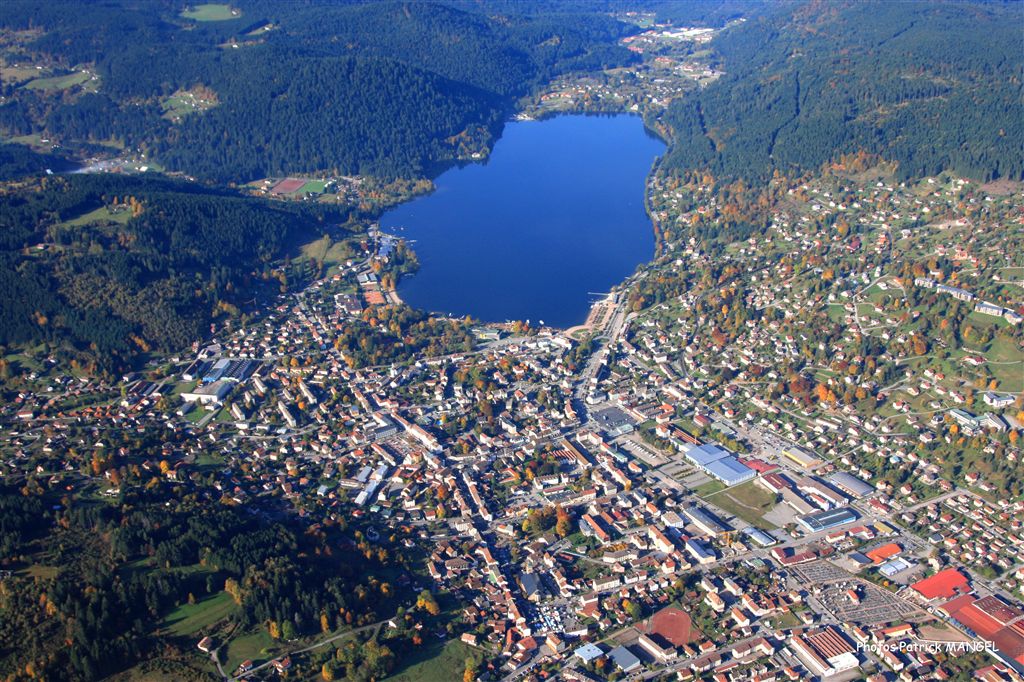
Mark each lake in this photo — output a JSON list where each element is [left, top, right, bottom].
[[381, 114, 665, 328]]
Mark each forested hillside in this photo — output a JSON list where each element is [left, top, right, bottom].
[[0, 0, 636, 181], [663, 0, 1024, 183], [0, 175, 348, 372], [0, 481, 403, 681]]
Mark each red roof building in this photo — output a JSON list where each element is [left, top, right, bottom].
[[739, 457, 776, 474], [910, 568, 969, 601], [941, 595, 1024, 667], [865, 543, 902, 564]]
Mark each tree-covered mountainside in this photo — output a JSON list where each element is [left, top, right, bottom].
[[0, 174, 348, 372], [0, 0, 636, 182], [0, 480, 406, 681], [662, 0, 1024, 183], [0, 143, 72, 180]]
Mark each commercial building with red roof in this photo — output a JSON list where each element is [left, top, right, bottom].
[[739, 457, 776, 474], [910, 568, 970, 601], [865, 542, 901, 564], [941, 594, 1024, 668]]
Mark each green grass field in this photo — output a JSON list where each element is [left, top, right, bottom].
[[384, 639, 475, 682], [979, 335, 1024, 392], [299, 235, 358, 266], [693, 479, 725, 496], [184, 403, 208, 423], [181, 4, 240, 21], [162, 96, 199, 119], [987, 361, 1023, 393], [24, 71, 92, 91], [20, 564, 60, 580], [246, 24, 276, 36], [298, 180, 327, 194], [161, 591, 237, 637], [702, 480, 779, 529], [5, 133, 49, 150], [1, 65, 43, 86], [224, 630, 278, 672], [59, 206, 133, 229]]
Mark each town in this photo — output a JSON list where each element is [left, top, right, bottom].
[[0, 7, 1021, 682], [3, 157, 1021, 682]]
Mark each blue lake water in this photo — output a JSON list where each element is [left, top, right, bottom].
[[382, 114, 665, 328]]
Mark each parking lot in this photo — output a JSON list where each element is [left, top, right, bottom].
[[793, 562, 924, 625]]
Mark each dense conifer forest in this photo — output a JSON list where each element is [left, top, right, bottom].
[[0, 174, 349, 372], [0, 482, 402, 681], [0, 0, 1020, 375], [0, 0, 636, 181], [662, 1, 1024, 183]]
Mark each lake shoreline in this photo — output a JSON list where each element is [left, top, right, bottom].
[[382, 113, 665, 329]]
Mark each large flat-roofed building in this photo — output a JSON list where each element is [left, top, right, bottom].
[[685, 538, 716, 564], [828, 471, 873, 498], [797, 507, 858, 533], [607, 645, 641, 673], [683, 442, 731, 467], [705, 456, 756, 486], [790, 626, 859, 677], [743, 527, 777, 547], [781, 446, 822, 470], [573, 643, 605, 664], [684, 505, 731, 537], [637, 633, 678, 663], [592, 406, 635, 437], [181, 379, 234, 405], [797, 477, 849, 510], [681, 442, 754, 485], [911, 568, 970, 601]]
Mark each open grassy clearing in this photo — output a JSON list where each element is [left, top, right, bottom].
[[23, 71, 92, 91], [19, 564, 60, 580], [0, 64, 44, 85], [693, 479, 725, 496], [384, 639, 474, 682], [701, 479, 779, 529], [162, 97, 203, 120], [58, 205, 132, 228], [299, 235, 358, 266], [223, 630, 278, 672], [161, 591, 237, 637], [181, 4, 240, 21], [987, 361, 1023, 393], [5, 133, 53, 152], [246, 24, 276, 36]]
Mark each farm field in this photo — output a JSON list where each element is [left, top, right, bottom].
[[0, 63, 43, 85], [4, 133, 50, 151]]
